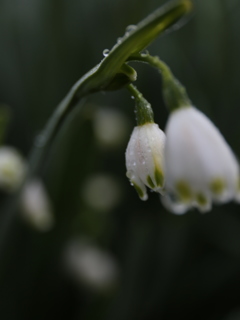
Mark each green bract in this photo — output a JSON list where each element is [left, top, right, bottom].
[[73, 0, 193, 97]]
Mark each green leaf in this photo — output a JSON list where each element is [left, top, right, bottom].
[[74, 0, 193, 97], [28, 0, 193, 179]]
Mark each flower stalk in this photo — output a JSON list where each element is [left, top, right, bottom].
[[128, 54, 192, 111], [0, 0, 194, 253]]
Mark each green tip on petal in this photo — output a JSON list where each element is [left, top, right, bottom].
[[154, 167, 164, 187], [210, 178, 225, 195], [147, 175, 155, 189], [132, 182, 148, 201], [176, 180, 192, 202], [237, 178, 240, 191], [196, 193, 208, 206]]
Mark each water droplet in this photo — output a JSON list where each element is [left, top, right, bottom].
[[141, 49, 149, 55], [142, 161, 146, 165], [103, 49, 110, 57], [133, 162, 136, 166], [117, 37, 122, 44], [130, 182, 134, 186], [131, 96, 134, 100], [125, 25, 137, 34]]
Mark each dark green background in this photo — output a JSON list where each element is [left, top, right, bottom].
[[0, 0, 240, 319]]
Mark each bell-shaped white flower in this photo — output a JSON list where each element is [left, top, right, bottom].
[[126, 122, 165, 200], [20, 179, 54, 231], [0, 146, 27, 192], [64, 239, 119, 291], [163, 106, 240, 213]]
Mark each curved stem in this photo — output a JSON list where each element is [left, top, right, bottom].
[[128, 54, 192, 111], [0, 84, 87, 254], [29, 93, 85, 176], [126, 83, 143, 100]]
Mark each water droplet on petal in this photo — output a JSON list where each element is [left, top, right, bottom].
[[103, 49, 110, 57]]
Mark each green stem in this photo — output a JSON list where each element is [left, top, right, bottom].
[[0, 82, 88, 255], [126, 84, 154, 125], [29, 93, 84, 175], [128, 54, 192, 112]]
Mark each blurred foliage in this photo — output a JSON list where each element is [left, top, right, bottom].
[[0, 0, 240, 319]]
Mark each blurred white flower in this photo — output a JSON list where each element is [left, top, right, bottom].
[[125, 123, 165, 200], [65, 240, 119, 291], [82, 174, 121, 212], [0, 146, 27, 192], [20, 179, 54, 231], [163, 106, 240, 213], [93, 108, 130, 147]]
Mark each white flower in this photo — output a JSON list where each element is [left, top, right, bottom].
[[64, 240, 119, 291], [93, 108, 130, 148], [82, 174, 121, 212], [125, 122, 165, 200], [20, 179, 54, 231], [0, 146, 27, 192], [163, 106, 240, 213]]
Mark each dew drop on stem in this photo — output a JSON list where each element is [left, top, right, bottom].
[[103, 49, 110, 57], [125, 25, 137, 34]]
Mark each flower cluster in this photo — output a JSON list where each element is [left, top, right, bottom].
[[126, 100, 240, 214], [125, 57, 240, 214]]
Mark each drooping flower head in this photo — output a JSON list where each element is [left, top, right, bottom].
[[124, 55, 240, 214], [140, 55, 240, 214], [163, 106, 240, 213], [125, 84, 165, 200], [126, 123, 165, 200]]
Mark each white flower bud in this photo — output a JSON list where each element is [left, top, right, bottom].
[[64, 240, 119, 291], [93, 108, 130, 148], [125, 122, 165, 200], [82, 174, 121, 212], [20, 179, 54, 231], [0, 146, 27, 192], [163, 106, 240, 213]]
